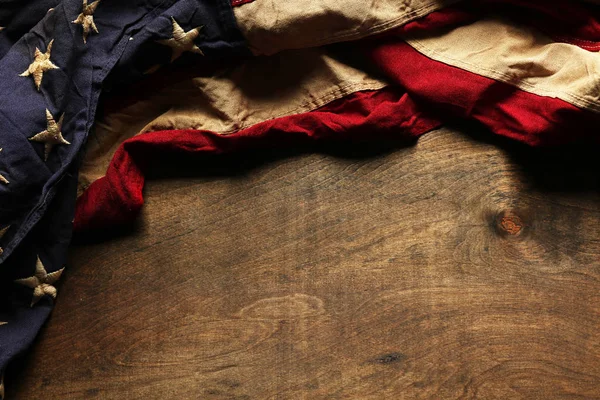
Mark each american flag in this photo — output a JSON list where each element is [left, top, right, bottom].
[[1, 0, 599, 396]]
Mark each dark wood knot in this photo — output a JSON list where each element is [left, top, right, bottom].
[[497, 212, 524, 236]]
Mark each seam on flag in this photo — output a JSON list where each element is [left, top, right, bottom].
[[405, 35, 600, 113], [234, 0, 462, 54]]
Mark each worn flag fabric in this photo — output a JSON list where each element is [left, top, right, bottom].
[[74, 0, 600, 231], [0, 0, 248, 395], [2, 0, 600, 396]]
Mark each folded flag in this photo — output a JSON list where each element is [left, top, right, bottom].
[[1, 0, 600, 396]]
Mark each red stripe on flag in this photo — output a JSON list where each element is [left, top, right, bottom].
[[480, 0, 600, 50], [397, 1, 600, 51], [231, 0, 255, 7], [74, 3, 600, 233], [74, 88, 440, 232], [366, 37, 600, 147]]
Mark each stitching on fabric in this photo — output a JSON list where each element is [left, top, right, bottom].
[[409, 38, 600, 110], [1, 1, 179, 265], [553, 36, 600, 45], [406, 39, 600, 114], [552, 35, 600, 51], [76, 81, 389, 195], [207, 81, 387, 135], [245, 0, 460, 51], [151, 81, 388, 134], [321, 1, 458, 45], [533, 22, 600, 52]]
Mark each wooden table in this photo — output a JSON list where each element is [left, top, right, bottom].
[[6, 126, 600, 399]]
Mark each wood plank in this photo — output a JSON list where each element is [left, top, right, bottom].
[[6, 126, 600, 399]]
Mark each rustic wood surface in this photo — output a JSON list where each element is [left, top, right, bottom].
[[6, 126, 600, 399]]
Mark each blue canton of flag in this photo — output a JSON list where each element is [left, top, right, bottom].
[[0, 0, 249, 396]]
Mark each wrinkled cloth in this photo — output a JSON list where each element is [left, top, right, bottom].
[[0, 0, 248, 387], [2, 0, 600, 396]]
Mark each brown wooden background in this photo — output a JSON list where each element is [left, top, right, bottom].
[[6, 125, 600, 399]]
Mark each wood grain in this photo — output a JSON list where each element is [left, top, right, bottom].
[[6, 126, 600, 399]]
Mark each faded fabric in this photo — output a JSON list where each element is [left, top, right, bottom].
[[78, 47, 388, 193], [233, 0, 458, 54], [0, 0, 249, 392], [405, 18, 600, 112], [2, 0, 600, 396]]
